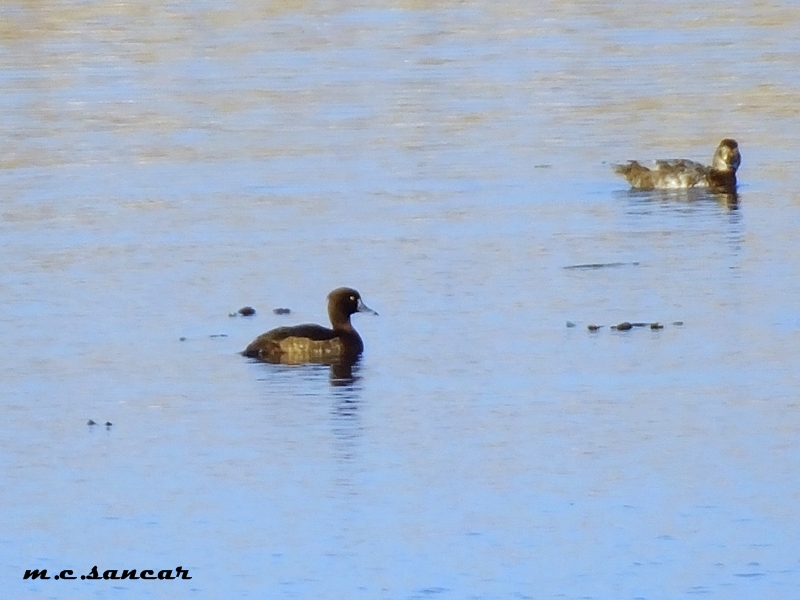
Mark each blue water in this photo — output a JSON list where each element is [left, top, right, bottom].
[[2, 2, 800, 599]]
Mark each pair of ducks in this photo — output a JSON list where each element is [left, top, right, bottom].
[[245, 140, 741, 365]]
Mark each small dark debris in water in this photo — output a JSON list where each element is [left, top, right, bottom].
[[209, 334, 228, 338], [105, 421, 113, 427], [672, 321, 684, 326], [533, 164, 552, 169], [238, 306, 256, 316], [566, 321, 576, 328], [273, 308, 291, 315], [179, 336, 187, 342], [87, 419, 96, 426], [564, 261, 640, 270], [587, 321, 678, 332]]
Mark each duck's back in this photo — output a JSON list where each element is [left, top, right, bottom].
[[243, 324, 359, 364], [652, 159, 708, 188], [614, 159, 708, 189]]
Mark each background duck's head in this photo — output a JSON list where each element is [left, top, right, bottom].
[[712, 139, 741, 173]]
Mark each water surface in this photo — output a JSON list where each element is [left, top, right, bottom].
[[2, 2, 800, 599]]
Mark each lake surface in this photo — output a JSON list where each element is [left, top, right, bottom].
[[2, 1, 800, 599]]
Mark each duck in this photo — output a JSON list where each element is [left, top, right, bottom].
[[613, 139, 740, 192], [242, 287, 377, 364]]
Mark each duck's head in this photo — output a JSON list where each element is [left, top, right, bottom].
[[327, 287, 378, 325], [712, 139, 741, 173]]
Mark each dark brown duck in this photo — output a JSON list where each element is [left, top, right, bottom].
[[613, 139, 741, 192], [242, 287, 377, 364]]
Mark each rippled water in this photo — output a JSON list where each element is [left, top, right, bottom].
[[3, 2, 800, 599]]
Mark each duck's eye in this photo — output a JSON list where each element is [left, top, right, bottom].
[[350, 295, 356, 301]]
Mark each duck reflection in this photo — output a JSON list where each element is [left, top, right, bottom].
[[614, 186, 744, 257], [329, 364, 363, 463], [249, 356, 362, 388], [721, 190, 739, 209], [617, 186, 739, 210], [329, 358, 361, 387]]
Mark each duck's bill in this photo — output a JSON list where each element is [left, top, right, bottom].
[[357, 299, 378, 315]]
